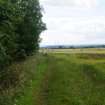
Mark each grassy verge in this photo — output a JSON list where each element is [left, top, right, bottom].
[[0, 54, 50, 105], [1, 52, 105, 105], [15, 54, 50, 105]]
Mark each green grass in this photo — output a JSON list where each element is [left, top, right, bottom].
[[4, 49, 105, 105], [15, 54, 50, 105], [43, 53, 105, 105]]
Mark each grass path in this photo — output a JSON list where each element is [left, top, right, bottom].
[[16, 53, 105, 105], [15, 54, 50, 105]]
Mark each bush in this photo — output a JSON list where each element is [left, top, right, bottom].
[[0, 0, 46, 99], [0, 0, 46, 72], [0, 44, 10, 70]]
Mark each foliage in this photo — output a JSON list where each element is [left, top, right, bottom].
[[0, 0, 45, 71], [16, 0, 46, 56], [0, 0, 45, 104]]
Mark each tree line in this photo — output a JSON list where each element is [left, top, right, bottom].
[[0, 0, 46, 70]]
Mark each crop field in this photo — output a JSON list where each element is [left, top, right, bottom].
[[14, 48, 105, 105], [40, 48, 105, 54]]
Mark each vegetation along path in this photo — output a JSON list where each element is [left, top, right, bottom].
[[16, 53, 105, 105]]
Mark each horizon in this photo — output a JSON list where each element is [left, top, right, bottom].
[[40, 43, 105, 47], [40, 0, 105, 46]]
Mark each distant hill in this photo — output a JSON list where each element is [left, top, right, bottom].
[[41, 45, 105, 49]]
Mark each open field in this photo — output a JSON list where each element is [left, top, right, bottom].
[[7, 48, 105, 105], [40, 48, 105, 54]]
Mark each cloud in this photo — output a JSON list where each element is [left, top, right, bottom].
[[40, 0, 105, 46], [40, 31, 105, 46], [40, 0, 98, 8], [43, 16, 105, 33], [40, 15, 105, 46], [40, 31, 85, 45]]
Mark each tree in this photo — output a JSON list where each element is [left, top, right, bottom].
[[0, 0, 46, 62], [0, 0, 46, 87], [16, 0, 46, 56]]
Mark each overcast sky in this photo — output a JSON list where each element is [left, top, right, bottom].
[[40, 0, 105, 46]]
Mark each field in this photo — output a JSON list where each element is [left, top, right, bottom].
[[14, 48, 105, 105], [40, 48, 105, 54]]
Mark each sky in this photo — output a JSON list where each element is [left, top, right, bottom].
[[40, 0, 105, 46]]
